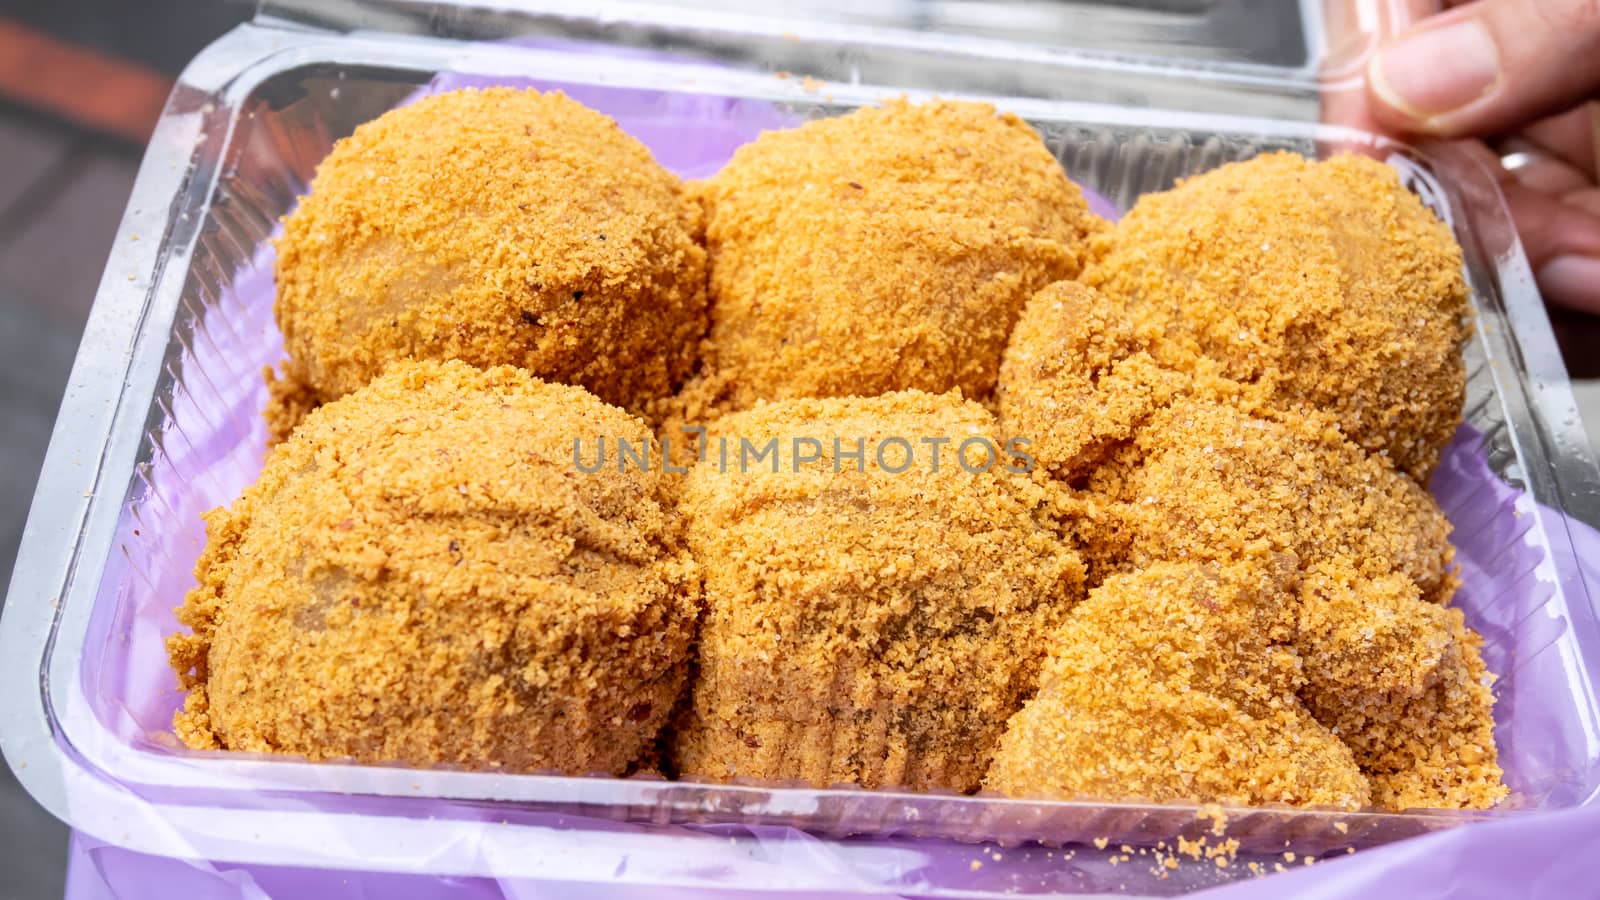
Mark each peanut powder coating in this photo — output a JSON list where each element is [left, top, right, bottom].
[[1064, 398, 1503, 809], [168, 361, 698, 773], [178, 98, 1511, 819], [1085, 152, 1469, 482], [272, 88, 707, 422], [686, 99, 1100, 414], [670, 391, 1085, 791], [1075, 397, 1458, 602], [1303, 607, 1507, 810], [998, 280, 1191, 482], [999, 297, 1503, 811], [986, 559, 1372, 809]]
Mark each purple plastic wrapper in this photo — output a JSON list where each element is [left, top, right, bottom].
[[62, 70, 1600, 897]]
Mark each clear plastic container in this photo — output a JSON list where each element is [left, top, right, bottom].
[[6, 1, 1600, 895]]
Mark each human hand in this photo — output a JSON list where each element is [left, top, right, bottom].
[[1341, 0, 1600, 313]]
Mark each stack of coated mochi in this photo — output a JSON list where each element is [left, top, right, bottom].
[[167, 87, 1503, 814]]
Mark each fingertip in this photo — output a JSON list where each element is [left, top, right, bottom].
[[1365, 52, 1433, 132], [1537, 256, 1600, 316], [1364, 16, 1503, 137]]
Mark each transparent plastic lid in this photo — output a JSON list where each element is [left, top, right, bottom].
[[255, 0, 1440, 120], [674, 0, 1318, 68]]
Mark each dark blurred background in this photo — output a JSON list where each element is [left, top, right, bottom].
[[0, 5, 252, 897], [0, 2, 1598, 898]]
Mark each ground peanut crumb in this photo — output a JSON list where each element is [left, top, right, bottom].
[[692, 99, 1098, 413], [1197, 804, 1228, 836], [170, 361, 698, 773], [1083, 152, 1469, 481], [671, 392, 1084, 791], [273, 88, 706, 416], [1206, 839, 1240, 864], [986, 559, 1369, 808]]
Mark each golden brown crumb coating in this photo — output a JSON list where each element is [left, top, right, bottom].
[[262, 365, 317, 447], [670, 391, 1085, 791], [1084, 151, 1469, 481], [273, 88, 707, 414], [997, 280, 1190, 482], [1303, 610, 1506, 810], [1295, 561, 1454, 705], [691, 99, 1100, 412], [1060, 398, 1503, 809], [986, 558, 1372, 809], [1074, 397, 1458, 604], [167, 360, 699, 773]]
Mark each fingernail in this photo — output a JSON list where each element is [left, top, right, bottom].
[[1370, 19, 1501, 123], [1537, 256, 1600, 315]]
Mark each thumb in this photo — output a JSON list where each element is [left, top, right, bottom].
[[1367, 0, 1600, 137]]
